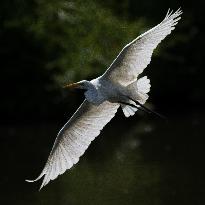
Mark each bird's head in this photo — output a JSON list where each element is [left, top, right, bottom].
[[64, 80, 92, 90], [64, 80, 98, 103]]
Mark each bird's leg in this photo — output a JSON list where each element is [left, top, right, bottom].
[[130, 97, 166, 119], [118, 101, 151, 114], [125, 97, 166, 119]]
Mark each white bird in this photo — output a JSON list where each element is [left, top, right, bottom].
[[26, 9, 182, 189]]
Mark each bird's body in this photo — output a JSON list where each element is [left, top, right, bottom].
[[26, 9, 182, 189], [88, 77, 132, 104]]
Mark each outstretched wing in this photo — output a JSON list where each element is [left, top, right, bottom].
[[103, 9, 182, 86], [27, 100, 119, 189]]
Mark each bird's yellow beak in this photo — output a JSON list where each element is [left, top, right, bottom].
[[63, 82, 81, 89]]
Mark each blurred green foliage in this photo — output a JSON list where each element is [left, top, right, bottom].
[[1, 1, 205, 204], [1, 0, 204, 121]]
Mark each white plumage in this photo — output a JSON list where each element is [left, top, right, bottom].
[[27, 100, 119, 189], [26, 9, 182, 189], [103, 8, 182, 86]]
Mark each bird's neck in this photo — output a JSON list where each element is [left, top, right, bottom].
[[84, 83, 101, 104]]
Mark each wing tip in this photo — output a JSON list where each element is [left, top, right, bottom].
[[165, 8, 183, 20], [25, 177, 43, 183], [25, 171, 46, 190], [25, 176, 47, 191], [25, 179, 35, 183], [39, 179, 47, 191]]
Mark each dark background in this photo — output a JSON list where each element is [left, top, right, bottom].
[[1, 0, 205, 204]]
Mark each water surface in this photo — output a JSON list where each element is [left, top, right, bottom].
[[2, 113, 205, 205]]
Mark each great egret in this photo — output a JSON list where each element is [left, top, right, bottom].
[[26, 9, 182, 189]]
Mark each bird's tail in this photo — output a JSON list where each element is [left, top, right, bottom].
[[135, 76, 151, 104], [121, 76, 151, 117]]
